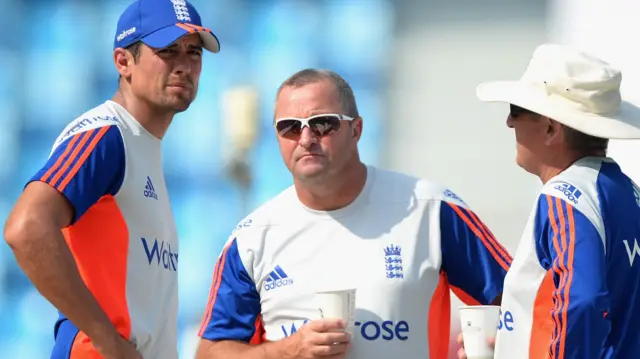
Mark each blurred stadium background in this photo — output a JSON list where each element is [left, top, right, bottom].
[[1, 0, 639, 357]]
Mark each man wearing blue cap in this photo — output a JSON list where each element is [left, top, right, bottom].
[[3, 0, 219, 358]]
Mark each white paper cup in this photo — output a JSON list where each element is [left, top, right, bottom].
[[459, 305, 501, 359], [315, 289, 356, 333]]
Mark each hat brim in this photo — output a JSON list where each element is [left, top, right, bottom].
[[477, 81, 640, 139], [142, 23, 220, 53]]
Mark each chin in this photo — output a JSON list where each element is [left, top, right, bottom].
[[161, 90, 195, 111], [172, 102, 191, 113], [168, 98, 194, 113], [293, 163, 328, 181], [296, 169, 326, 181], [515, 155, 527, 171], [515, 157, 538, 176]]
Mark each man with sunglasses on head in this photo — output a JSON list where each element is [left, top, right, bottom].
[[457, 44, 640, 359], [3, 0, 219, 358], [195, 69, 511, 359]]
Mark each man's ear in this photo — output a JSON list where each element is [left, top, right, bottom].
[[351, 117, 363, 141], [544, 117, 564, 146], [114, 48, 134, 80]]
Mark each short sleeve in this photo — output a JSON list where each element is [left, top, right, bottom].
[[198, 238, 263, 343], [440, 200, 511, 305], [27, 125, 125, 224]]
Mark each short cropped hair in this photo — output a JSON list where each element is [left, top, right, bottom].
[[118, 42, 142, 83], [126, 41, 142, 63], [277, 69, 359, 118], [562, 126, 609, 153]]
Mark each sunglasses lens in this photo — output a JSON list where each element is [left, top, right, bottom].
[[276, 119, 303, 139], [509, 104, 534, 117], [308, 116, 342, 136]]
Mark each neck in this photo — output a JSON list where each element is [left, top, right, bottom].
[[112, 90, 173, 139], [294, 160, 368, 211], [537, 150, 606, 184]]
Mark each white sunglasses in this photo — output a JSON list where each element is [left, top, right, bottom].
[[274, 113, 354, 139]]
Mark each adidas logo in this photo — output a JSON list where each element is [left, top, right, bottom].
[[554, 182, 582, 204], [264, 265, 293, 291], [144, 176, 158, 200]]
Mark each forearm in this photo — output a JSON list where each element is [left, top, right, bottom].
[[8, 225, 120, 347], [196, 339, 293, 359]]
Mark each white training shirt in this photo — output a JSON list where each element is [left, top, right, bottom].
[[198, 166, 511, 359], [494, 157, 640, 359], [29, 100, 179, 358]]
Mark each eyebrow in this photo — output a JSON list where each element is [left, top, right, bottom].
[[161, 43, 203, 51], [306, 111, 337, 117]]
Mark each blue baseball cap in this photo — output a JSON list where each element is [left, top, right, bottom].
[[114, 0, 220, 53]]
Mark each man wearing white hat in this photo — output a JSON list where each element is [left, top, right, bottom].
[[459, 44, 640, 358]]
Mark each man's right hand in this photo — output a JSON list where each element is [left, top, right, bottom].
[[94, 336, 143, 359], [285, 318, 352, 359], [457, 333, 496, 359]]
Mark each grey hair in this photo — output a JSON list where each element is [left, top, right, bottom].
[[276, 69, 360, 118]]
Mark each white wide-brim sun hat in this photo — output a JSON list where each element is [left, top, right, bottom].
[[477, 43, 640, 139]]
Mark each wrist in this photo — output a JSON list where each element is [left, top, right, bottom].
[[85, 321, 122, 349], [264, 337, 296, 359]]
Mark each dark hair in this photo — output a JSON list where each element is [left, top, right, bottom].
[[276, 69, 359, 118], [562, 126, 609, 153], [126, 41, 143, 63], [509, 104, 608, 153], [118, 42, 142, 83]]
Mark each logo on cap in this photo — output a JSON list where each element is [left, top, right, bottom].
[[116, 27, 137, 42], [171, 0, 191, 22]]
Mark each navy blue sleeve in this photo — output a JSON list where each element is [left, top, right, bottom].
[[27, 125, 125, 224], [440, 200, 511, 305], [198, 238, 263, 343], [534, 194, 610, 359]]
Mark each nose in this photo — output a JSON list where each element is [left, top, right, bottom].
[[298, 126, 318, 149], [506, 114, 515, 128], [174, 51, 193, 75]]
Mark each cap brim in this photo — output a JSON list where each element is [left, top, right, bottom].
[[142, 24, 220, 53], [476, 80, 549, 117], [476, 81, 522, 104], [476, 81, 640, 139]]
